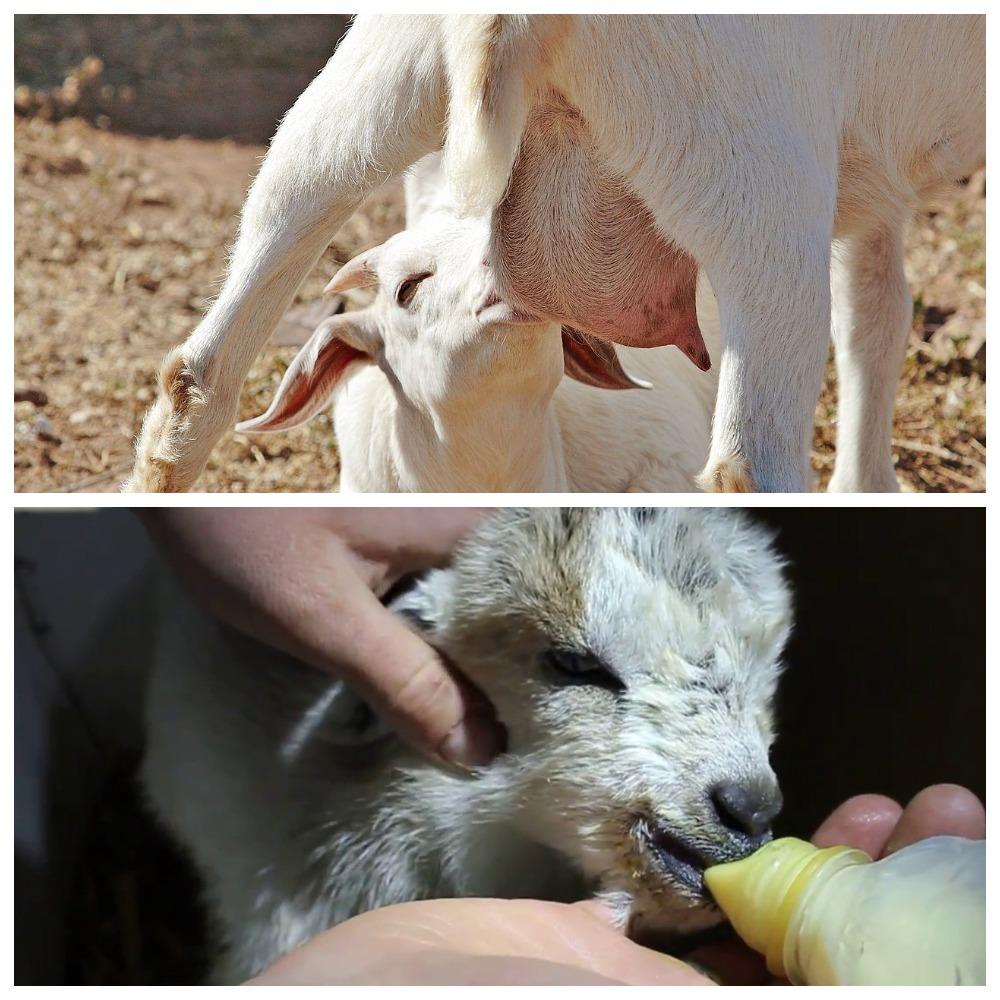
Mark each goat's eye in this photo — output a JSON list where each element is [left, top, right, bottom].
[[395, 273, 430, 307], [542, 649, 624, 693]]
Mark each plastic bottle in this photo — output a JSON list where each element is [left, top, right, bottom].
[[704, 835, 985, 985]]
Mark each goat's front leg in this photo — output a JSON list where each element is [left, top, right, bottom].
[[827, 222, 911, 493], [125, 15, 445, 492], [696, 206, 835, 493]]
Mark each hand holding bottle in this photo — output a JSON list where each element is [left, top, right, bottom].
[[688, 785, 986, 985], [251, 784, 983, 985]]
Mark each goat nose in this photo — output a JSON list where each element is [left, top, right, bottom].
[[710, 781, 783, 838]]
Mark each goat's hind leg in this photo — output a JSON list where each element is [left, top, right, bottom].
[[125, 16, 445, 491], [827, 221, 912, 492]]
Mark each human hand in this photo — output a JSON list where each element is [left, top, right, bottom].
[[250, 895, 712, 985], [139, 508, 502, 767], [684, 782, 987, 984], [249, 783, 984, 985]]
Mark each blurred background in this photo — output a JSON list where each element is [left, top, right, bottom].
[[13, 15, 986, 493], [14, 15, 352, 142], [14, 507, 985, 983]]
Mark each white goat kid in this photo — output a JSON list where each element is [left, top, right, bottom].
[[127, 15, 984, 493], [142, 508, 790, 981], [235, 153, 718, 492]]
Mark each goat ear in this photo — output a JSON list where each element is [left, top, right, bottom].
[[561, 328, 653, 391], [236, 312, 378, 434], [323, 249, 380, 295]]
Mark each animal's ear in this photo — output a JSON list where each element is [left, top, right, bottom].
[[236, 311, 379, 434], [561, 328, 653, 391], [323, 248, 381, 295]]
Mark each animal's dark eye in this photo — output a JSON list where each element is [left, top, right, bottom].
[[542, 649, 625, 693], [395, 272, 431, 307]]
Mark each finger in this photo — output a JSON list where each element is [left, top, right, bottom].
[[252, 898, 713, 986], [572, 898, 763, 984], [571, 897, 627, 929], [532, 905, 713, 986], [323, 508, 494, 588], [883, 784, 986, 857], [383, 507, 496, 577], [231, 519, 505, 768], [144, 509, 504, 767], [344, 954, 628, 985], [811, 794, 903, 856], [332, 573, 505, 767]]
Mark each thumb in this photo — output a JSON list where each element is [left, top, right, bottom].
[[332, 573, 506, 768]]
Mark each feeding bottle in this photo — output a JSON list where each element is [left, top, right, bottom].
[[704, 835, 985, 985]]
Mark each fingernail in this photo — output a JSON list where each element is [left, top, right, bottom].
[[439, 716, 506, 769]]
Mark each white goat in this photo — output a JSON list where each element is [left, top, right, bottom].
[[127, 15, 984, 493], [142, 508, 790, 981], [235, 151, 718, 492]]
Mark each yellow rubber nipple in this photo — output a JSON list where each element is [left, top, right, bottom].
[[705, 837, 869, 979]]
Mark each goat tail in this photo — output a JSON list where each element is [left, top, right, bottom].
[[443, 14, 571, 216]]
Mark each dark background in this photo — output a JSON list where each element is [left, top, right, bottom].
[[752, 508, 985, 834], [14, 508, 985, 983]]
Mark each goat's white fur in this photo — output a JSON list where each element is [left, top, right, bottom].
[[142, 508, 790, 981], [126, 15, 984, 493], [239, 153, 718, 492]]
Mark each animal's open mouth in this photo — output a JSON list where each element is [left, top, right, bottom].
[[639, 821, 715, 894]]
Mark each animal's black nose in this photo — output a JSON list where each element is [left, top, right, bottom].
[[710, 780, 783, 838]]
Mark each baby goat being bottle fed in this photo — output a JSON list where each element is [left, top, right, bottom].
[[142, 508, 792, 981], [706, 835, 986, 985]]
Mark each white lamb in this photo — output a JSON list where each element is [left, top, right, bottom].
[[127, 15, 984, 493], [236, 151, 719, 492], [142, 507, 790, 981]]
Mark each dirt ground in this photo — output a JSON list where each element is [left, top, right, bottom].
[[14, 115, 985, 493]]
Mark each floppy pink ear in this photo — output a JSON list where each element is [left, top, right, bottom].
[[561, 328, 653, 391], [323, 249, 380, 295], [236, 313, 376, 434]]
